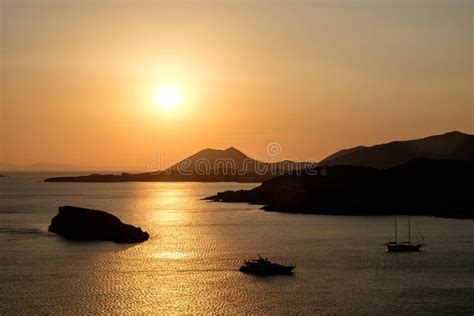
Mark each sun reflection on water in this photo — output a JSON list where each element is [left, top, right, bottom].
[[151, 251, 190, 260], [151, 186, 191, 225]]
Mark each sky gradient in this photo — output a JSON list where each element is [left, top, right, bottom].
[[1, 0, 472, 170]]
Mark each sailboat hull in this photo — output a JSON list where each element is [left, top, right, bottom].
[[385, 243, 423, 252], [385, 216, 426, 252]]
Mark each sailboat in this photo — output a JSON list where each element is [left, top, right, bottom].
[[385, 216, 426, 252]]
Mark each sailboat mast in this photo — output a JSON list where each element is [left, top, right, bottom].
[[408, 216, 411, 244], [395, 217, 397, 243]]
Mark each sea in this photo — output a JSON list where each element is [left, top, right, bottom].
[[0, 173, 473, 315]]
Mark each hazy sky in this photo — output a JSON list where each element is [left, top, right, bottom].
[[1, 0, 472, 170]]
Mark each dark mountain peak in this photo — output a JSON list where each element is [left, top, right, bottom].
[[224, 146, 240, 153], [223, 146, 249, 158], [321, 130, 474, 169], [320, 145, 367, 163], [438, 130, 466, 136], [194, 146, 249, 159], [413, 130, 472, 142], [197, 147, 221, 154], [167, 146, 252, 171], [190, 146, 247, 157]]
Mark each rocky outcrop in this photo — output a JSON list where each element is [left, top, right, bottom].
[[49, 206, 149, 243], [205, 158, 474, 219]]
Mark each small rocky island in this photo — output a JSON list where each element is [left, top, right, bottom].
[[49, 206, 149, 243]]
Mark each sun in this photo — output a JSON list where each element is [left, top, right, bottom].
[[154, 85, 182, 111]]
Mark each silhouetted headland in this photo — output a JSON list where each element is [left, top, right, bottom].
[[49, 206, 149, 243], [44, 147, 311, 183], [204, 158, 474, 219]]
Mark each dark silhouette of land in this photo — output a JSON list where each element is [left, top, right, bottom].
[[45, 147, 310, 183], [205, 158, 474, 219], [320, 131, 474, 169], [45, 131, 474, 183], [49, 206, 149, 243]]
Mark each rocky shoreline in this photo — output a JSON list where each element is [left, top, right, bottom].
[[204, 158, 474, 219]]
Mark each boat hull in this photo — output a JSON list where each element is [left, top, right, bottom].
[[385, 243, 423, 252], [239, 265, 295, 275]]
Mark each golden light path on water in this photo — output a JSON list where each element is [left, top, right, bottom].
[[151, 186, 191, 260], [71, 182, 260, 314]]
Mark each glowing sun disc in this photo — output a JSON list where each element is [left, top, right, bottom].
[[155, 85, 182, 110]]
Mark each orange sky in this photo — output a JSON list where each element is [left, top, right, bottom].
[[1, 1, 472, 170]]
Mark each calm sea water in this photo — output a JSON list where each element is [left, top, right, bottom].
[[0, 174, 473, 315]]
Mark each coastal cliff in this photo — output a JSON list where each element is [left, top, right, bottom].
[[205, 158, 474, 219]]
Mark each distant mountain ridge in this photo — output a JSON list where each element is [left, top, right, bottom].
[[45, 147, 310, 183], [45, 130, 474, 182], [0, 162, 81, 172], [320, 131, 474, 169], [320, 146, 367, 162], [168, 147, 248, 170], [0, 162, 141, 172], [167, 146, 304, 174]]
